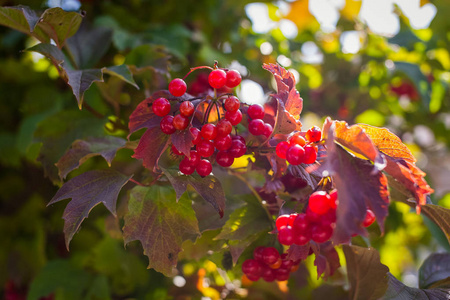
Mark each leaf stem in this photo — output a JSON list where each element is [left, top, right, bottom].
[[83, 102, 105, 119]]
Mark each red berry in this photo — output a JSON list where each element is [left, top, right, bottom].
[[286, 144, 305, 165], [308, 191, 332, 215], [290, 264, 300, 273], [306, 207, 322, 223], [171, 144, 183, 155], [208, 69, 227, 89], [197, 140, 215, 157], [278, 225, 295, 246], [226, 69, 242, 88], [196, 159, 212, 177], [224, 96, 240, 112], [269, 258, 282, 269], [305, 126, 322, 142], [214, 134, 232, 151], [293, 231, 311, 246], [288, 213, 298, 225], [247, 104, 265, 120], [292, 213, 309, 233], [169, 78, 187, 97], [160, 115, 176, 134], [172, 114, 189, 130], [225, 109, 243, 125], [311, 224, 333, 243], [152, 97, 171, 117], [276, 141, 290, 159], [328, 190, 338, 210], [289, 134, 306, 147], [248, 119, 265, 136], [242, 259, 262, 276], [216, 151, 234, 167], [303, 145, 317, 164], [179, 101, 194, 117], [179, 158, 195, 175], [280, 259, 293, 270], [216, 119, 233, 137], [262, 247, 280, 265], [229, 140, 246, 158], [275, 214, 291, 230], [186, 150, 200, 167], [232, 135, 246, 144], [363, 209, 376, 227], [275, 268, 290, 281], [321, 210, 337, 226], [201, 123, 218, 140], [260, 265, 275, 282], [190, 127, 201, 145], [246, 273, 260, 281], [262, 123, 273, 138], [253, 246, 265, 262]]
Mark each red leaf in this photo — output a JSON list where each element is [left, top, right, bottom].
[[287, 243, 311, 262], [312, 242, 340, 280], [48, 169, 132, 249], [132, 127, 170, 172], [128, 97, 162, 137], [171, 127, 194, 157]]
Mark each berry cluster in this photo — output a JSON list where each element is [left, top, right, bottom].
[[247, 104, 273, 138], [275, 126, 321, 165], [276, 190, 338, 246], [241, 246, 300, 282]]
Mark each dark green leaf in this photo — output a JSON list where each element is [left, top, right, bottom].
[[384, 273, 450, 299], [123, 185, 200, 276], [102, 65, 139, 90], [66, 69, 104, 109], [0, 5, 48, 42], [419, 253, 450, 289], [48, 169, 132, 248]]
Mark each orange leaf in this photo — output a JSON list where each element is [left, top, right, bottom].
[[285, 0, 319, 32]]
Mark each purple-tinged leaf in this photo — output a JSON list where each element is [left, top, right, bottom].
[[0, 6, 49, 42], [271, 96, 301, 135], [287, 244, 311, 262], [123, 185, 200, 276], [421, 205, 450, 245], [385, 273, 449, 299], [128, 97, 163, 137], [343, 245, 389, 300], [48, 169, 132, 249], [418, 253, 450, 289], [132, 127, 170, 172], [171, 127, 194, 158], [313, 242, 340, 280], [56, 136, 127, 179], [65, 69, 104, 109]]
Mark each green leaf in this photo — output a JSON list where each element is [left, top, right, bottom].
[[123, 185, 200, 276], [48, 169, 132, 248], [343, 245, 389, 300], [66, 68, 104, 109], [421, 204, 450, 245], [102, 65, 139, 90], [384, 273, 450, 299], [55, 136, 127, 179], [0, 5, 48, 42], [25, 43, 65, 67], [419, 253, 450, 289]]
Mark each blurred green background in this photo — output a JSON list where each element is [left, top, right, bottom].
[[0, 0, 449, 299]]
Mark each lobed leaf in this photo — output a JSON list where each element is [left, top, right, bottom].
[[65, 69, 104, 109], [132, 126, 170, 172], [343, 245, 389, 300], [48, 169, 132, 249], [287, 244, 311, 262], [0, 6, 49, 42], [171, 127, 194, 158], [122, 185, 200, 276], [312, 242, 341, 280], [56, 136, 127, 179]]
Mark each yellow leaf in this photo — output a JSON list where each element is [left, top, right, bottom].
[[285, 0, 319, 32], [340, 0, 362, 20]]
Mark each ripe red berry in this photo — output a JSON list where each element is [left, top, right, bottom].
[[160, 115, 176, 134], [276, 214, 291, 230], [247, 104, 265, 120], [280, 259, 293, 270], [260, 265, 275, 282], [308, 191, 332, 215], [171, 144, 183, 155], [196, 159, 212, 177], [276, 141, 290, 159], [262, 247, 280, 265], [229, 140, 246, 158], [306, 207, 322, 224], [246, 273, 260, 281], [242, 259, 262, 276], [328, 190, 338, 210], [293, 231, 311, 246], [201, 123, 218, 140], [179, 158, 195, 175], [152, 97, 171, 117], [278, 225, 295, 246], [253, 246, 265, 262], [311, 224, 333, 243], [224, 96, 240, 112], [190, 127, 201, 145], [216, 119, 233, 137], [305, 126, 322, 142], [292, 213, 309, 233], [232, 135, 246, 144], [248, 119, 265, 136], [208, 69, 227, 89], [303, 145, 317, 164], [197, 140, 215, 157], [363, 209, 376, 227], [179, 101, 194, 117], [169, 78, 187, 97], [225, 109, 243, 125], [286, 144, 305, 165], [172, 114, 189, 130], [214, 134, 232, 151], [186, 150, 200, 167], [289, 134, 306, 147], [225, 69, 242, 88], [275, 268, 290, 281], [262, 123, 273, 138], [216, 151, 234, 167]]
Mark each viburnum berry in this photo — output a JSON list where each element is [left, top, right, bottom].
[[292, 213, 309, 233], [262, 123, 273, 138], [363, 209, 376, 227], [289, 134, 306, 147], [303, 145, 317, 164], [160, 115, 176, 134], [216, 151, 234, 167], [208, 69, 227, 89], [196, 159, 212, 177], [275, 141, 290, 159], [293, 231, 311, 246], [328, 190, 338, 210], [275, 214, 291, 230], [186, 150, 200, 167], [224, 96, 240, 112], [190, 127, 201, 145], [306, 207, 322, 223], [278, 225, 295, 246], [260, 265, 275, 282], [201, 123, 218, 140], [179, 101, 194, 117], [152, 97, 171, 117], [280, 259, 293, 270], [197, 140, 215, 157], [216, 119, 233, 137], [308, 191, 332, 215], [275, 268, 290, 281], [286, 144, 305, 165], [253, 246, 265, 262], [268, 258, 282, 269], [232, 135, 246, 144], [305, 126, 322, 142], [247, 104, 265, 120], [311, 224, 333, 243], [179, 158, 195, 175], [172, 114, 190, 130], [262, 247, 280, 265], [169, 78, 187, 97], [214, 134, 232, 151], [225, 109, 243, 126], [229, 139, 246, 158], [248, 119, 265, 136], [242, 259, 262, 277], [225, 69, 242, 88]]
